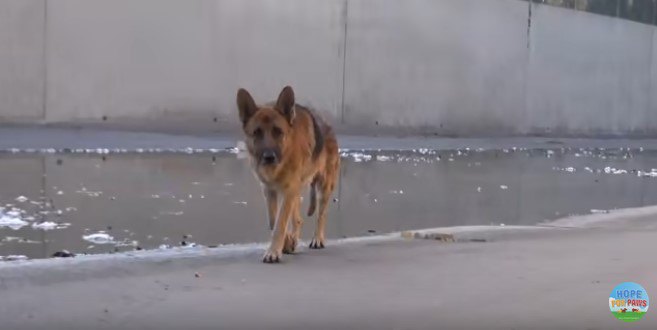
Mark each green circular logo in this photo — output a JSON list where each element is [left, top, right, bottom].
[[609, 282, 649, 322]]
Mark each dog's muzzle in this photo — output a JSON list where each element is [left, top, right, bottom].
[[260, 149, 278, 165]]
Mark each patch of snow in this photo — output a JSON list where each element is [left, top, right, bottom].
[[160, 211, 184, 216], [351, 152, 372, 162], [604, 167, 627, 175], [0, 213, 29, 230], [638, 169, 657, 177], [15, 196, 29, 203], [2, 255, 27, 261], [115, 240, 139, 248], [76, 189, 102, 197], [31, 221, 71, 231], [376, 155, 392, 161], [82, 232, 115, 244], [500, 185, 508, 190]]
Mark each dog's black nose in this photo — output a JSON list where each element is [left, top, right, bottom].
[[262, 150, 277, 165]]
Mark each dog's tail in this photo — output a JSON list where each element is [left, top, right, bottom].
[[307, 179, 318, 216]]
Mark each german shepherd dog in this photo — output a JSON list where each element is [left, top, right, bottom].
[[236, 86, 340, 263]]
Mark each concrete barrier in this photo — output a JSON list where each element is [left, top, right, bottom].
[[651, 28, 657, 130], [45, 0, 345, 130], [526, 4, 655, 136], [343, 0, 529, 135], [0, 0, 45, 121], [1, 0, 656, 136]]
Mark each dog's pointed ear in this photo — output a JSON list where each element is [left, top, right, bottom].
[[275, 86, 296, 124], [237, 88, 258, 127]]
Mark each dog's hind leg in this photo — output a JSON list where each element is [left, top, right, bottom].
[[307, 178, 318, 216], [283, 196, 303, 254], [309, 176, 336, 249], [310, 149, 340, 249], [309, 181, 329, 249]]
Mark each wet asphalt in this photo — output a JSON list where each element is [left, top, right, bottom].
[[3, 128, 657, 260]]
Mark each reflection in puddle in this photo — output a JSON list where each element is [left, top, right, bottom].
[[1, 147, 657, 260]]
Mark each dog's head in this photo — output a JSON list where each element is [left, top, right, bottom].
[[236, 86, 296, 178]]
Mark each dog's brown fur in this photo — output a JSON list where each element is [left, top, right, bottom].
[[236, 86, 340, 263]]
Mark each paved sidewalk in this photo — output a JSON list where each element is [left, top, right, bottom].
[[1, 209, 656, 330]]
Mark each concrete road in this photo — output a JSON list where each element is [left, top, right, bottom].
[[1, 209, 656, 329]]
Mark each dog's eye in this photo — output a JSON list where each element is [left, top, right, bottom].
[[253, 128, 263, 139], [272, 126, 283, 139]]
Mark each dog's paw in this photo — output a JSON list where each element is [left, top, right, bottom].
[[283, 233, 298, 254], [262, 249, 282, 263], [309, 236, 325, 249]]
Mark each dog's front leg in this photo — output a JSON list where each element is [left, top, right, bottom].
[[283, 196, 302, 254], [263, 188, 298, 263], [264, 188, 278, 230]]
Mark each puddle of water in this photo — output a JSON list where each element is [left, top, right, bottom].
[[1, 147, 657, 260]]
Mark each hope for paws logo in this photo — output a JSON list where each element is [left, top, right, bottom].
[[609, 282, 650, 322]]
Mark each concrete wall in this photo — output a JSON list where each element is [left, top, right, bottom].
[[651, 27, 657, 130], [344, 0, 529, 134], [1, 0, 657, 136], [526, 4, 654, 136], [45, 0, 345, 130], [0, 0, 45, 121]]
